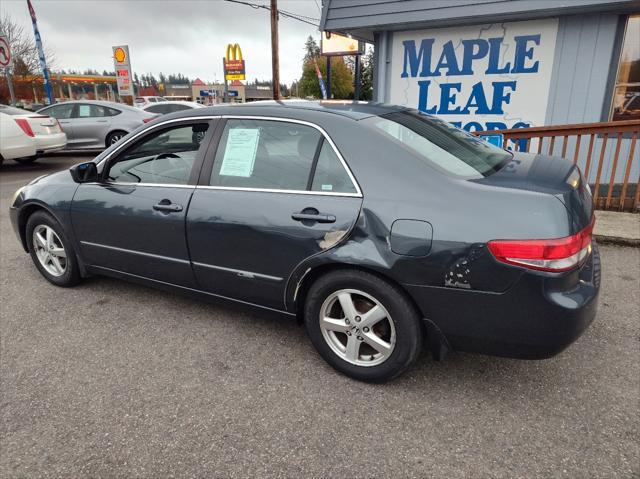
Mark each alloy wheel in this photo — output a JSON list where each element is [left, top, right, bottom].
[[319, 289, 396, 367], [32, 225, 67, 277], [110, 133, 125, 145]]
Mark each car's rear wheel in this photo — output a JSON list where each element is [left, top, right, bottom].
[[13, 155, 38, 164], [26, 211, 81, 287], [304, 270, 423, 382], [106, 130, 127, 147]]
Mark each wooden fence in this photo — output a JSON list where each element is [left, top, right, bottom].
[[475, 120, 639, 212]]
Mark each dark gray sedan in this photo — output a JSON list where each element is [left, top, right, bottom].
[[9, 102, 600, 382]]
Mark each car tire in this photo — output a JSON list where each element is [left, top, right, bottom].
[[106, 130, 127, 147], [304, 269, 423, 382], [13, 155, 38, 164], [26, 210, 81, 287]]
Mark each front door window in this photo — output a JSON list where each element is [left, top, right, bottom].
[[106, 123, 209, 185]]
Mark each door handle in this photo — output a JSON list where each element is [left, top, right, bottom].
[[291, 212, 336, 223], [96, 120, 108, 123], [153, 200, 183, 213]]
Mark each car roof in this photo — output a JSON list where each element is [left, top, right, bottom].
[[185, 100, 411, 121], [144, 100, 202, 107]]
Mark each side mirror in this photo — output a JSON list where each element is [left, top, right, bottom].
[[69, 162, 98, 183]]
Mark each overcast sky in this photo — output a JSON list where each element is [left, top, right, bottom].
[[1, 0, 322, 84]]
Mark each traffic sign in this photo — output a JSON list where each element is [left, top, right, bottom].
[[0, 35, 12, 68]]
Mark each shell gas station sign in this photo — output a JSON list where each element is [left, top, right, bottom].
[[224, 43, 245, 81], [112, 45, 134, 97]]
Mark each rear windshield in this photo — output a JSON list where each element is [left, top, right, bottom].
[[363, 111, 512, 178], [0, 105, 30, 115]]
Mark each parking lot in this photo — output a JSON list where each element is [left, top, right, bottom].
[[0, 155, 638, 478]]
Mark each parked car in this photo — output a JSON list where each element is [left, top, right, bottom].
[[142, 100, 205, 115], [0, 105, 67, 164], [37, 100, 156, 149], [134, 96, 168, 109], [9, 102, 600, 382], [0, 111, 35, 166]]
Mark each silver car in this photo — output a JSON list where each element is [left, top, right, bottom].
[[37, 100, 156, 149]]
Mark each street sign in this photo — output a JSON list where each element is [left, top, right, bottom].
[[224, 43, 245, 81], [112, 45, 134, 96], [0, 35, 13, 68], [321, 32, 363, 56]]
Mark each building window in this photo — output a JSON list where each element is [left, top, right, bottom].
[[611, 15, 640, 121]]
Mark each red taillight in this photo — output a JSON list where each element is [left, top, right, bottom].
[[14, 118, 34, 137], [487, 217, 595, 272], [142, 117, 155, 123]]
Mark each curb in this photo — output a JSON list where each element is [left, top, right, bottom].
[[594, 234, 640, 247]]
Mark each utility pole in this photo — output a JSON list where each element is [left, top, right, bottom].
[[326, 57, 331, 99], [5, 68, 16, 105], [354, 54, 361, 101], [270, 0, 280, 100]]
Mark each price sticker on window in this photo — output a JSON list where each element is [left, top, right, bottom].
[[219, 128, 261, 177]]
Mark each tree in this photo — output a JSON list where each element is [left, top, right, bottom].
[[299, 56, 353, 99], [304, 35, 320, 62], [0, 11, 55, 77], [360, 48, 374, 101]]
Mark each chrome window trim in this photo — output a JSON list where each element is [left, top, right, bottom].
[[95, 114, 363, 198], [83, 182, 195, 189], [194, 185, 360, 197], [218, 115, 362, 197]]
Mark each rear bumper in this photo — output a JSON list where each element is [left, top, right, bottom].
[[1, 140, 36, 160], [406, 243, 601, 359], [35, 132, 67, 153]]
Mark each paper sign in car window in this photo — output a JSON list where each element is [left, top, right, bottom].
[[219, 128, 261, 177], [79, 105, 91, 117]]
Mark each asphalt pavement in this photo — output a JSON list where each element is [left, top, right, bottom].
[[1, 155, 639, 478]]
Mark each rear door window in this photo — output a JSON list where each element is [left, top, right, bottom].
[[210, 119, 320, 191], [311, 141, 357, 194], [75, 104, 107, 118]]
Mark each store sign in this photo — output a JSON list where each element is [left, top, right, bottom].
[[389, 19, 558, 132], [225, 43, 245, 81], [112, 45, 134, 96], [321, 31, 363, 56]]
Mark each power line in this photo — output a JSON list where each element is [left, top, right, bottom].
[[222, 0, 319, 27]]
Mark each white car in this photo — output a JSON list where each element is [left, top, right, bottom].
[[141, 100, 205, 115], [0, 105, 67, 165], [134, 96, 168, 109]]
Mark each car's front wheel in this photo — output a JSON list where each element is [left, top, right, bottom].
[[304, 270, 423, 382], [26, 211, 81, 287]]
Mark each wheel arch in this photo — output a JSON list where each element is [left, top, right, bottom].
[[17, 202, 57, 252], [291, 262, 450, 360], [292, 262, 419, 321], [18, 202, 90, 277]]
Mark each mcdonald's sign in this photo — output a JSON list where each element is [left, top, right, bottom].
[[224, 43, 245, 81]]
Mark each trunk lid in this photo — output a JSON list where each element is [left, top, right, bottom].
[[473, 152, 593, 234]]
